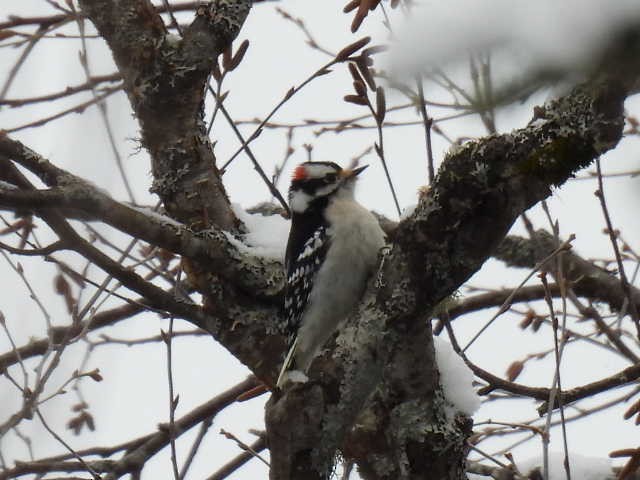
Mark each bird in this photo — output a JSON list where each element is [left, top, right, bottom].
[[276, 161, 386, 388]]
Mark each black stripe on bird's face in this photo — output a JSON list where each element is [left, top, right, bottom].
[[291, 173, 339, 195], [288, 161, 366, 214]]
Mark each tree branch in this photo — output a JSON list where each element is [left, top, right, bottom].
[[0, 133, 283, 387], [206, 434, 267, 480], [267, 73, 633, 478], [0, 135, 283, 299], [0, 377, 259, 480], [496, 230, 640, 318], [0, 303, 142, 373], [77, 0, 251, 231], [443, 312, 640, 413]]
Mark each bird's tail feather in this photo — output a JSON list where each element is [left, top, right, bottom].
[[276, 337, 298, 388]]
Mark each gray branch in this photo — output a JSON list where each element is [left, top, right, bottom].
[[77, 0, 251, 230], [496, 230, 640, 316], [0, 135, 283, 299]]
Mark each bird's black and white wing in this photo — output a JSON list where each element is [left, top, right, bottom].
[[278, 225, 330, 386]]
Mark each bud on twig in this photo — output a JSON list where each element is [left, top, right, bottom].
[[355, 56, 376, 91], [87, 369, 103, 382], [343, 0, 359, 13], [353, 80, 367, 97], [228, 39, 250, 71], [336, 36, 371, 61], [344, 94, 368, 106], [348, 62, 363, 83], [506, 361, 524, 381]]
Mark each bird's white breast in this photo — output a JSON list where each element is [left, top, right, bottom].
[[293, 196, 386, 370]]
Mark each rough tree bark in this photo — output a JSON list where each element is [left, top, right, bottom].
[[1, 1, 639, 479]]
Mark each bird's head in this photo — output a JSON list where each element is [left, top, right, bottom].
[[288, 161, 368, 214]]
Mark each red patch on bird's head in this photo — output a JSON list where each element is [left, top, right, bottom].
[[292, 165, 307, 181]]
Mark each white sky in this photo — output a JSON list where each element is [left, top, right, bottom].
[[2, 1, 640, 479]]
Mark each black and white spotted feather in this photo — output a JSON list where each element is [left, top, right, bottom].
[[284, 226, 329, 344], [278, 225, 329, 384]]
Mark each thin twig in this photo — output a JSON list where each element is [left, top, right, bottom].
[[1, 22, 65, 102], [0, 73, 121, 107], [539, 272, 570, 480], [178, 414, 215, 479], [462, 235, 575, 352], [35, 409, 101, 480], [275, 7, 335, 57], [469, 54, 496, 134], [467, 443, 514, 471], [415, 75, 435, 184], [0, 311, 30, 389], [220, 37, 376, 174], [0, 0, 276, 31], [161, 0, 183, 35], [166, 269, 182, 480], [4, 85, 123, 133], [219, 429, 269, 467], [540, 201, 572, 480], [367, 89, 402, 216], [206, 434, 267, 480], [73, 10, 135, 203], [271, 126, 296, 190], [595, 158, 640, 339], [0, 249, 52, 329], [206, 67, 227, 134], [214, 88, 290, 214], [566, 289, 639, 363]]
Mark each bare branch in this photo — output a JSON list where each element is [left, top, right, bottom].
[[497, 231, 640, 314], [206, 434, 267, 480], [0, 135, 283, 298], [0, 73, 121, 107], [77, 0, 251, 231], [0, 378, 259, 480]]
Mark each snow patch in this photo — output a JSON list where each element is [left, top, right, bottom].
[[434, 337, 480, 416], [400, 203, 417, 220], [283, 370, 309, 385], [230, 204, 289, 260], [128, 205, 183, 227]]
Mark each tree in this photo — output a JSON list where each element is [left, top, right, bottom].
[[1, 1, 640, 479]]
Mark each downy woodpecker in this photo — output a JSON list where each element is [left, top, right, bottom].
[[277, 161, 386, 387]]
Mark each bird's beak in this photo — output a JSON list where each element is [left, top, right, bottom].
[[341, 164, 368, 179]]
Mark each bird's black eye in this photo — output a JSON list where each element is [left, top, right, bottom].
[[323, 174, 337, 184]]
